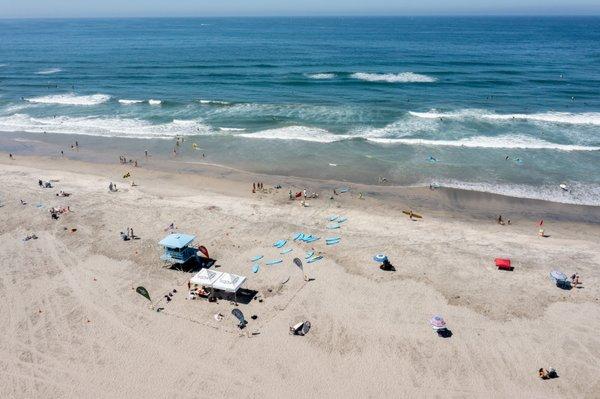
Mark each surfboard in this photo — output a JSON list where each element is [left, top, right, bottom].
[[266, 259, 283, 265], [403, 210, 423, 219], [326, 224, 340, 229], [252, 263, 260, 273], [292, 232, 304, 241], [273, 239, 287, 248], [326, 236, 340, 241], [336, 217, 347, 223], [326, 240, 340, 246], [329, 215, 339, 221], [305, 251, 315, 259], [307, 256, 323, 263], [251, 255, 263, 262], [280, 248, 293, 255]]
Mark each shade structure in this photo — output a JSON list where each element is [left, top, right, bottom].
[[212, 272, 247, 293], [190, 268, 223, 287], [373, 254, 387, 263], [159, 233, 195, 249], [550, 270, 567, 282], [429, 315, 447, 330]]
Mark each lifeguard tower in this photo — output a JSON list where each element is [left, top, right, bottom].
[[159, 233, 198, 265]]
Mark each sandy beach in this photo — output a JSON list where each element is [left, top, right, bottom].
[[1, 154, 599, 398]]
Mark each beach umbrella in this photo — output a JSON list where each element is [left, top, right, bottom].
[[373, 254, 387, 263], [429, 315, 447, 330], [231, 308, 247, 329], [136, 286, 151, 302], [293, 257, 303, 272], [550, 270, 567, 282]]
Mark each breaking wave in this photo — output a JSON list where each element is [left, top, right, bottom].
[[0, 114, 208, 139], [409, 109, 600, 126], [351, 72, 437, 83], [35, 68, 62, 75], [367, 135, 600, 151], [306, 73, 336, 80], [25, 93, 110, 106]]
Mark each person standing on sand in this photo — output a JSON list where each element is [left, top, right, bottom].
[[9, 153, 13, 159], [253, 182, 256, 193], [289, 190, 293, 200], [145, 150, 148, 158]]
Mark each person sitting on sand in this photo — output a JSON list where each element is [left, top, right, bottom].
[[571, 273, 582, 287], [38, 179, 43, 187], [497, 215, 505, 225]]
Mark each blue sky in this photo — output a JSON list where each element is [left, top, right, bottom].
[[1, 0, 599, 18]]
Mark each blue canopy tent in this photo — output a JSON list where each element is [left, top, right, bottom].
[[159, 233, 198, 264]]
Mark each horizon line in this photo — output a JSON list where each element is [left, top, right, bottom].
[[1, 14, 600, 20]]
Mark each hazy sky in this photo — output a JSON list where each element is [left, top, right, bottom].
[[1, 0, 599, 18]]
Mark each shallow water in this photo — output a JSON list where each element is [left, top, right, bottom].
[[0, 17, 599, 204]]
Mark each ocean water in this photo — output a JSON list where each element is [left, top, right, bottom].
[[1, 17, 599, 205]]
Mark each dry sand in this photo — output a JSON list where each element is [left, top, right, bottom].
[[0, 155, 599, 398]]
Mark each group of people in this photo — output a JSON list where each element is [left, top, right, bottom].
[[252, 182, 264, 193], [118, 156, 137, 166], [50, 206, 70, 220], [497, 215, 511, 225], [120, 227, 136, 241], [108, 182, 118, 192], [38, 179, 53, 188]]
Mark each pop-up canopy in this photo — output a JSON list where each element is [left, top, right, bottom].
[[212, 272, 247, 293], [190, 268, 223, 286]]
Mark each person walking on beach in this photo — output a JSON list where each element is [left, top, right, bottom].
[[145, 150, 148, 158], [253, 182, 256, 193], [303, 189, 307, 200], [289, 190, 293, 200], [9, 153, 13, 159]]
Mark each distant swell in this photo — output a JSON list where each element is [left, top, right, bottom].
[[351, 72, 437, 83], [410, 109, 600, 126], [25, 93, 110, 106], [35, 68, 62, 75]]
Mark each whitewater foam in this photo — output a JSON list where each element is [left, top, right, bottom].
[[306, 73, 336, 80], [219, 127, 246, 132], [367, 135, 600, 151], [0, 114, 208, 139], [351, 72, 437, 83], [199, 99, 231, 105], [409, 109, 600, 126], [238, 126, 347, 143], [118, 99, 144, 105], [35, 68, 62, 75], [433, 180, 600, 206], [148, 99, 162, 105], [25, 93, 110, 106]]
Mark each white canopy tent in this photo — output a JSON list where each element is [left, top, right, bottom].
[[190, 268, 223, 287], [212, 272, 247, 293]]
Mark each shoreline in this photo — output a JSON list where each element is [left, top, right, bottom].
[[2, 130, 599, 209]]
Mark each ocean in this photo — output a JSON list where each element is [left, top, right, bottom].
[[1, 17, 599, 205]]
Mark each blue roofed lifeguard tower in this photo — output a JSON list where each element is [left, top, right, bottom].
[[159, 233, 198, 264]]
